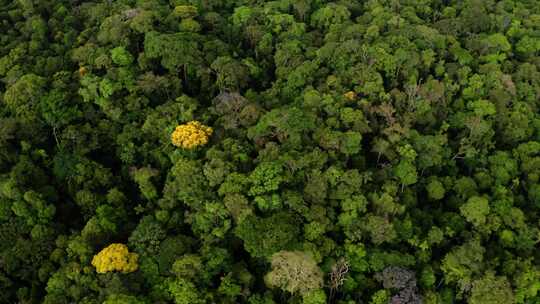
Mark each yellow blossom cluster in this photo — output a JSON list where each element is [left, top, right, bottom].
[[91, 243, 139, 274], [78, 66, 88, 77], [171, 121, 213, 149], [344, 91, 356, 101]]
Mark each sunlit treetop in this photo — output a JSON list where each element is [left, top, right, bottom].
[[171, 121, 213, 149], [344, 91, 356, 101], [91, 243, 139, 274], [78, 66, 88, 77]]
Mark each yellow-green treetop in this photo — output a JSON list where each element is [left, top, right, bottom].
[[171, 121, 213, 149], [91, 243, 139, 274], [344, 91, 356, 101]]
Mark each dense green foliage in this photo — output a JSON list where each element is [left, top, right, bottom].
[[1, 0, 540, 303]]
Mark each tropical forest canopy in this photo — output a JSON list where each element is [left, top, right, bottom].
[[1, 0, 540, 303]]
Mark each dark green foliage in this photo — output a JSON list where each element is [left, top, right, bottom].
[[1, 0, 540, 303], [235, 212, 300, 258], [128, 215, 166, 256]]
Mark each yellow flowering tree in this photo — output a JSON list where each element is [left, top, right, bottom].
[[344, 91, 356, 101], [91, 243, 139, 274], [78, 66, 88, 77], [171, 121, 213, 149]]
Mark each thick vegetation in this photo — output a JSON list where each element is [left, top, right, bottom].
[[1, 0, 540, 303]]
